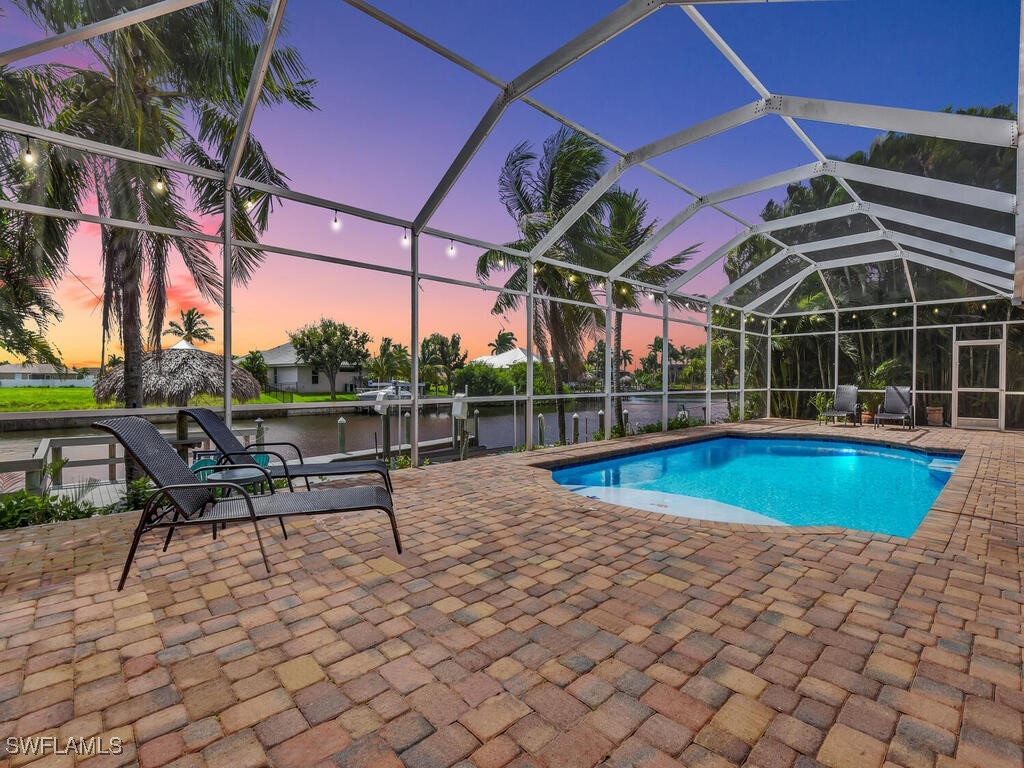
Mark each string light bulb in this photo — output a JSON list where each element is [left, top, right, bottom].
[[22, 136, 34, 167], [981, 302, 987, 310], [401, 228, 410, 248], [933, 307, 939, 315], [331, 210, 342, 231], [448, 240, 456, 258], [243, 197, 255, 212], [892, 310, 898, 317], [152, 169, 166, 194]]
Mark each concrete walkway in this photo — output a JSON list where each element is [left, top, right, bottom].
[[0, 420, 1020, 768]]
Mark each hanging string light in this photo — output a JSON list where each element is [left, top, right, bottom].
[[22, 136, 35, 167], [448, 240, 457, 258], [152, 169, 166, 194], [331, 210, 342, 231], [401, 228, 410, 248]]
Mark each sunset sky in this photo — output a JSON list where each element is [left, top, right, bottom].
[[0, 0, 1016, 366]]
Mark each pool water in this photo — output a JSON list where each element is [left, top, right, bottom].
[[552, 437, 958, 537]]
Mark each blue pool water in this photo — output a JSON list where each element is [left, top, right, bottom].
[[552, 437, 958, 537]]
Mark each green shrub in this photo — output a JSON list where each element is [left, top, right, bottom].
[[0, 491, 103, 529], [451, 362, 514, 396]]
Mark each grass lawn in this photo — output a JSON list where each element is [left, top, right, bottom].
[[0, 387, 357, 412]]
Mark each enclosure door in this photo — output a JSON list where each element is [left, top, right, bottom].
[[953, 340, 1005, 430]]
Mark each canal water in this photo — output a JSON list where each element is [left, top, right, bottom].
[[0, 396, 729, 488]]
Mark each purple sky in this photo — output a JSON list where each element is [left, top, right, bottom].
[[0, 0, 1017, 364]]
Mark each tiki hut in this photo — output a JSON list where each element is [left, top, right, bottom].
[[94, 341, 261, 407]]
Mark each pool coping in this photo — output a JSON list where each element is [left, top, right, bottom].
[[527, 425, 975, 550]]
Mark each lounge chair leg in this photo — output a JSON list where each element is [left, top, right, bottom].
[[118, 515, 148, 591], [162, 526, 175, 551], [279, 517, 288, 539], [250, 518, 271, 573], [383, 508, 402, 554], [384, 472, 393, 493]]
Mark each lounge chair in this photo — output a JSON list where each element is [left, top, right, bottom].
[[94, 416, 400, 590], [181, 407, 392, 493], [873, 386, 913, 430], [821, 384, 861, 426]]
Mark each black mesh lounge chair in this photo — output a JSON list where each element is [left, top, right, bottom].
[[94, 417, 400, 590], [181, 407, 392, 493], [874, 386, 913, 430], [821, 385, 860, 426]]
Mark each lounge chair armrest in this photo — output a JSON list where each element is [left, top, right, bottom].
[[251, 441, 305, 463], [220, 449, 292, 474]]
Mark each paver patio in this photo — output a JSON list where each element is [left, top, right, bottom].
[[0, 420, 1022, 768]]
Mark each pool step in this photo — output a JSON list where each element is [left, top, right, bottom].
[[928, 459, 958, 475]]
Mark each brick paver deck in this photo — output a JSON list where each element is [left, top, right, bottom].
[[1, 420, 1022, 768]]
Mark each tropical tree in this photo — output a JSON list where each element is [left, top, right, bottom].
[[367, 337, 411, 383], [163, 308, 215, 344], [238, 350, 268, 389], [0, 55, 84, 365], [289, 319, 371, 401], [105, 353, 123, 368], [477, 128, 610, 443], [9, 0, 316, 409], [417, 338, 444, 394], [488, 329, 517, 355], [421, 332, 468, 395], [596, 189, 697, 429]]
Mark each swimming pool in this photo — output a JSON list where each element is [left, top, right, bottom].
[[551, 436, 959, 537]]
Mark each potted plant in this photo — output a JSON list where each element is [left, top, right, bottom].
[[926, 403, 943, 426]]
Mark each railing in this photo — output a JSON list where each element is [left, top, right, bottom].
[[0, 426, 257, 495]]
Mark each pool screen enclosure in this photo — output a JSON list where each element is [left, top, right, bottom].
[[2, 0, 1024, 460]]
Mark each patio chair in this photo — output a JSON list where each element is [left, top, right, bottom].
[[821, 385, 861, 426], [94, 417, 401, 590], [873, 386, 913, 430], [181, 407, 392, 493]]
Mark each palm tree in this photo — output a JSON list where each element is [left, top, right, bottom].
[[597, 189, 698, 429], [478, 128, 610, 444], [238, 350, 268, 389], [0, 57, 84, 365], [367, 338, 410, 383], [620, 348, 634, 369], [488, 329, 517, 355], [164, 308, 215, 344], [422, 333, 467, 394], [10, 1, 316, 409]]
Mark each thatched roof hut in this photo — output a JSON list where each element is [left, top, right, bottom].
[[94, 341, 261, 407]]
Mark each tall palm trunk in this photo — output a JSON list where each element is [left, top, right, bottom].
[[613, 309, 624, 430]]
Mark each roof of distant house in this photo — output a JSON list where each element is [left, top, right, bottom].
[[0, 363, 76, 376], [258, 342, 360, 369], [471, 348, 544, 369]]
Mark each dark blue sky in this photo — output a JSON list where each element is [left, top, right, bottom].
[[0, 0, 1019, 358]]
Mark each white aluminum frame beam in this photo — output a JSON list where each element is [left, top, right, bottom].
[[771, 95, 1018, 148], [225, 0, 288, 188], [664, 160, 1017, 294], [412, 0, 661, 232], [832, 160, 1015, 212], [532, 100, 763, 262], [0, 116, 223, 181], [742, 252, 904, 311], [0, 0, 208, 66], [1015, 0, 1024, 304], [713, 229, 1011, 307]]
